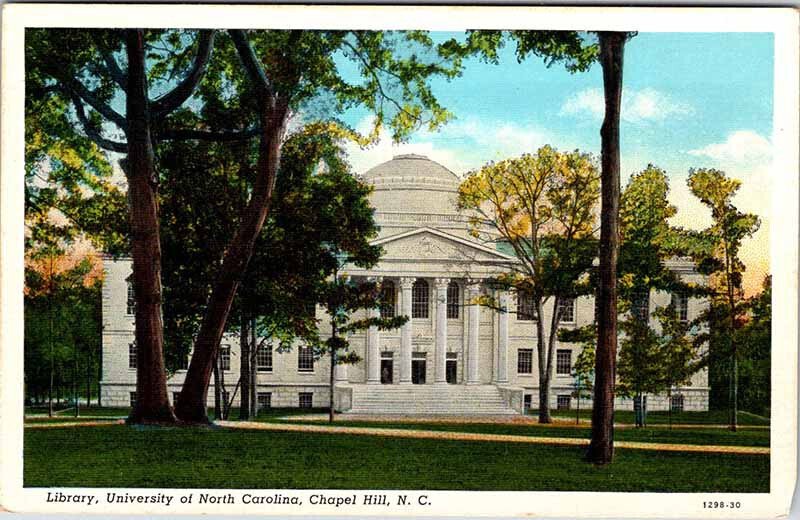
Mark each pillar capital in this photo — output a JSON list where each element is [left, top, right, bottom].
[[434, 277, 451, 290], [399, 277, 415, 290]]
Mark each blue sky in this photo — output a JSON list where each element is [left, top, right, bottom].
[[342, 32, 774, 293]]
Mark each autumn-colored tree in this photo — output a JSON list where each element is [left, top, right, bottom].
[[688, 168, 761, 431], [458, 145, 600, 423]]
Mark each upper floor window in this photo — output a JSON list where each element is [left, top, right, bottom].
[[257, 344, 273, 372], [558, 298, 575, 323], [412, 279, 429, 319], [631, 288, 650, 322], [298, 346, 314, 372], [126, 278, 136, 316], [556, 349, 572, 375], [380, 281, 396, 319], [672, 292, 689, 324], [516, 291, 537, 321], [517, 348, 533, 374], [447, 282, 460, 319], [219, 345, 231, 371], [128, 342, 137, 369]]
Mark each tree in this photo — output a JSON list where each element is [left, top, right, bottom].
[[174, 29, 461, 423], [735, 276, 771, 416], [688, 168, 761, 431], [588, 31, 632, 465], [458, 145, 600, 423], [28, 28, 222, 424]]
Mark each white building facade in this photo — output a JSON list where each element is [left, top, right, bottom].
[[101, 154, 709, 414]]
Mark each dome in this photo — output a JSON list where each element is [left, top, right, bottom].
[[363, 154, 461, 218]]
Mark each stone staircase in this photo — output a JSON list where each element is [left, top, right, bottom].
[[344, 384, 519, 415]]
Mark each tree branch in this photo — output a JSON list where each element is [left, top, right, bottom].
[[151, 30, 217, 117], [92, 34, 127, 88], [156, 126, 261, 142], [61, 76, 127, 130], [70, 92, 128, 153], [229, 29, 272, 96]]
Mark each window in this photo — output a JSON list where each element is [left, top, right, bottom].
[[128, 342, 137, 369], [516, 291, 537, 321], [557, 395, 571, 410], [558, 297, 575, 323], [631, 288, 650, 322], [556, 349, 572, 375], [172, 392, 180, 405], [298, 346, 314, 372], [256, 344, 273, 372], [257, 392, 272, 413], [672, 292, 689, 324], [446, 282, 460, 319], [379, 281, 396, 319], [129, 392, 137, 407], [412, 279, 429, 319], [517, 348, 533, 374], [219, 345, 231, 371], [299, 392, 313, 409], [221, 390, 230, 405], [126, 278, 136, 315], [523, 394, 532, 412], [671, 394, 685, 412], [178, 352, 190, 371]]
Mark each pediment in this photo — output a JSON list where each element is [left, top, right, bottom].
[[373, 227, 516, 263]]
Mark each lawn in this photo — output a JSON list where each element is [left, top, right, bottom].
[[25, 425, 768, 492], [546, 409, 770, 426], [282, 419, 770, 447]]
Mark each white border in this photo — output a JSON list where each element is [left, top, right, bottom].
[[1, 4, 797, 518]]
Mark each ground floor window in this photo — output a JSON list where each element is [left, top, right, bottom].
[[557, 394, 571, 410], [129, 392, 137, 407], [299, 392, 313, 409], [221, 390, 230, 406], [523, 394, 532, 412], [671, 394, 685, 412], [257, 392, 272, 413], [172, 392, 180, 405]]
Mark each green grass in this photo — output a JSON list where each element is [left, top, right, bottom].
[[282, 419, 769, 447], [25, 406, 130, 418], [25, 425, 768, 492], [545, 409, 770, 426]]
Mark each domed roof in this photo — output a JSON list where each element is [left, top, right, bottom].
[[363, 154, 460, 191]]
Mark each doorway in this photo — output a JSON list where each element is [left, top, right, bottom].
[[411, 353, 426, 384], [446, 353, 458, 384], [380, 352, 393, 384]]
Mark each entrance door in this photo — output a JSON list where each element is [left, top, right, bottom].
[[380, 359, 393, 384], [411, 359, 426, 384], [446, 358, 457, 384]]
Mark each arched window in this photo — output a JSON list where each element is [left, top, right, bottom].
[[412, 279, 429, 319], [447, 281, 460, 319], [380, 281, 396, 319]]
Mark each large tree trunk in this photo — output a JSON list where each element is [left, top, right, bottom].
[[175, 100, 289, 424], [534, 299, 552, 423], [124, 29, 176, 425], [239, 315, 251, 420], [588, 31, 626, 465]]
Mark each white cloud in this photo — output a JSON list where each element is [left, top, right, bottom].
[[687, 130, 773, 166], [343, 116, 556, 176], [561, 87, 693, 124]]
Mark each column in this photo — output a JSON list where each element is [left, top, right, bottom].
[[399, 277, 414, 384], [434, 278, 450, 383], [365, 306, 380, 384], [496, 290, 509, 383], [466, 280, 481, 384]]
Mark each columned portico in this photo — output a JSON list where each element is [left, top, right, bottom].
[[399, 277, 414, 384], [466, 280, 481, 384], [365, 305, 380, 384], [495, 289, 509, 383], [434, 278, 449, 384]]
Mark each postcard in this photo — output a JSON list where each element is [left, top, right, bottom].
[[1, 4, 797, 518]]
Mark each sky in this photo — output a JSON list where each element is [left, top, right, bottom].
[[339, 32, 774, 295]]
